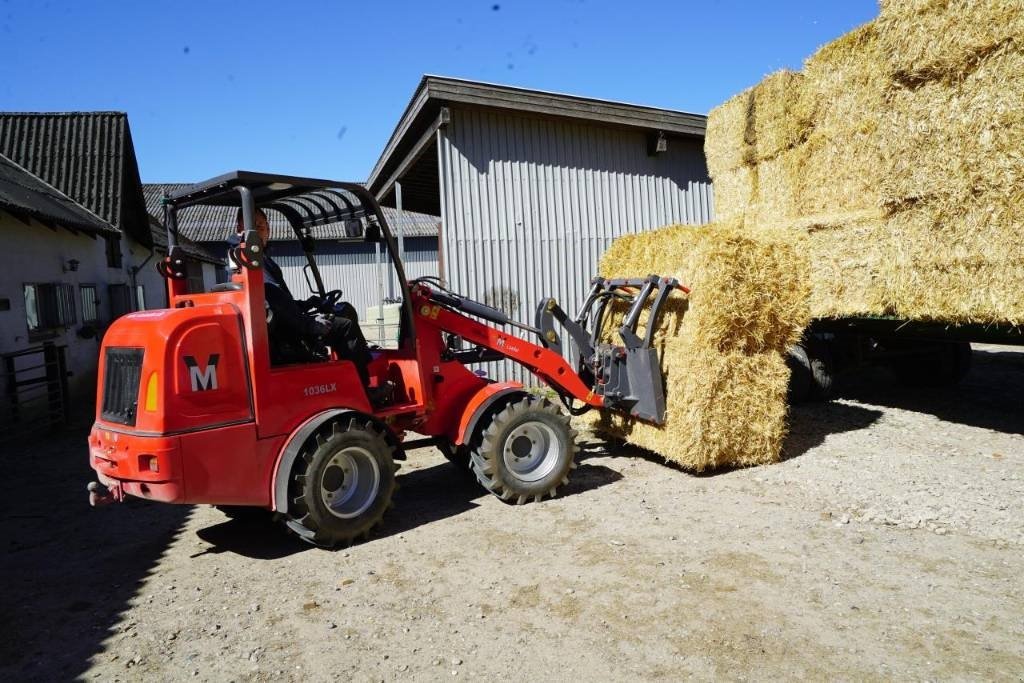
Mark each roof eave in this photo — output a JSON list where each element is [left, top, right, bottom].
[[366, 76, 707, 199]]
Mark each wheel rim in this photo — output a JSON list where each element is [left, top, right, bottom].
[[501, 420, 561, 483], [319, 446, 380, 519]]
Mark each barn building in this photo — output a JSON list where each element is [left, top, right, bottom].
[[366, 77, 713, 381]]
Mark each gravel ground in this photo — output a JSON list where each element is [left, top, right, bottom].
[[2, 344, 1021, 681]]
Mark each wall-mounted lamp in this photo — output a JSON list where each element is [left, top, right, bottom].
[[647, 131, 668, 157], [63, 258, 80, 273]]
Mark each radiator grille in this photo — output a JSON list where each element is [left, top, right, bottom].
[[101, 348, 144, 426]]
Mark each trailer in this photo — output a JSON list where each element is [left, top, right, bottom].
[[788, 316, 1024, 401]]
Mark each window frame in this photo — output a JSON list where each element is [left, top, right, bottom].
[[79, 283, 99, 324]]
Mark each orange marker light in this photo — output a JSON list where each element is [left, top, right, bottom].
[[144, 372, 159, 412]]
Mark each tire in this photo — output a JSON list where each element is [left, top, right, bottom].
[[438, 440, 472, 472], [469, 396, 578, 504], [284, 417, 396, 548], [787, 338, 834, 402], [892, 341, 972, 387]]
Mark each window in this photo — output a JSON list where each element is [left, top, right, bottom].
[[135, 285, 146, 311], [105, 235, 122, 268], [80, 284, 99, 324], [108, 283, 133, 319], [24, 283, 77, 335]]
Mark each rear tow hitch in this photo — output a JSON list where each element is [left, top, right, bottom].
[[87, 481, 123, 506]]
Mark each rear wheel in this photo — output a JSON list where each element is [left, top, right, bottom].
[[470, 397, 578, 504], [285, 417, 396, 548]]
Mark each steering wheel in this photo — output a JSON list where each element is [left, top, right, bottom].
[[303, 289, 344, 315], [321, 289, 343, 308]]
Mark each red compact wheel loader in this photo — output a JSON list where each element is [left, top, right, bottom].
[[87, 172, 681, 547]]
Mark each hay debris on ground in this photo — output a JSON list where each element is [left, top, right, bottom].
[[591, 223, 809, 471]]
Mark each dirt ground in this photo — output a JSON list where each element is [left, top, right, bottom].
[[2, 344, 1022, 681]]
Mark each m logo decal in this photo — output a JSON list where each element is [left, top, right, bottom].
[[183, 354, 220, 392]]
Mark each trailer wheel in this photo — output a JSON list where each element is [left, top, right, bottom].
[[285, 417, 396, 548], [469, 396, 578, 504], [787, 339, 834, 402]]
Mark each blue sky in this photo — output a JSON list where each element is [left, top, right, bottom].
[[1, 0, 878, 183]]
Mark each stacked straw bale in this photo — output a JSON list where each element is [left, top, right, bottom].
[[596, 0, 1022, 469], [592, 223, 810, 471], [705, 0, 1024, 325]]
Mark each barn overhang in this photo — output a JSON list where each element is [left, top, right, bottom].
[[366, 76, 708, 216]]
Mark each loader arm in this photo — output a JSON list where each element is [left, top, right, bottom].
[[411, 286, 606, 409]]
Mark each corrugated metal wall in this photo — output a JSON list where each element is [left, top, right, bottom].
[[273, 242, 439, 323], [437, 107, 714, 383]]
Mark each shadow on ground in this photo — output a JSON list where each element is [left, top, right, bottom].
[[579, 398, 885, 476], [0, 428, 191, 682], [193, 451, 625, 558], [834, 346, 1024, 435]]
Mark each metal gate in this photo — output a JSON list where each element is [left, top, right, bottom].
[[0, 343, 70, 440]]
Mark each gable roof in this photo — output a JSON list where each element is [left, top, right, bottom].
[[0, 112, 152, 246], [366, 75, 708, 213], [143, 182, 440, 243], [0, 152, 117, 235]]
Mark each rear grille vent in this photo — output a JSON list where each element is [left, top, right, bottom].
[[101, 348, 144, 426]]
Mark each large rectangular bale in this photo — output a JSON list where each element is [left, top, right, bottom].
[[711, 164, 755, 223], [590, 224, 810, 470], [705, 71, 811, 179], [878, 0, 1024, 86], [793, 212, 892, 319], [790, 21, 888, 215], [750, 70, 812, 163], [705, 89, 754, 178], [745, 147, 802, 223], [594, 344, 791, 471], [883, 198, 1024, 325], [876, 46, 1024, 210], [598, 223, 810, 354]]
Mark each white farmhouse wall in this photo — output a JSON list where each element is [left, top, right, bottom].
[[125, 236, 167, 311], [0, 211, 131, 414]]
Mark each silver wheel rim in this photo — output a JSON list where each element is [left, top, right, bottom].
[[319, 446, 380, 519], [502, 420, 561, 483]]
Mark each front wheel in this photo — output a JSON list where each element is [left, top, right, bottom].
[[470, 396, 578, 504], [285, 417, 396, 548]]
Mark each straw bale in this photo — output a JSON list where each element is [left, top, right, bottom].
[[591, 223, 810, 469], [794, 211, 892, 319], [709, 164, 755, 223], [878, 0, 1024, 85], [877, 46, 1024, 210], [705, 88, 754, 177], [883, 196, 1024, 325], [594, 345, 791, 471], [750, 70, 813, 162], [744, 147, 801, 223], [597, 223, 810, 354], [800, 21, 887, 134], [705, 71, 811, 179]]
